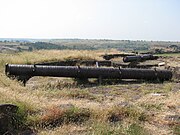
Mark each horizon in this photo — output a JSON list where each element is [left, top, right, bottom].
[[0, 0, 180, 41], [0, 38, 180, 42]]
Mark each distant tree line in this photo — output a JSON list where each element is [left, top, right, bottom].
[[10, 40, 180, 52], [22, 41, 151, 51], [23, 42, 97, 50], [23, 42, 69, 50]]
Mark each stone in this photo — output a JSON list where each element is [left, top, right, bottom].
[[0, 104, 18, 135], [0, 104, 18, 114]]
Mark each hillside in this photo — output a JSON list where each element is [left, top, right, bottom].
[[0, 39, 180, 52], [0, 49, 179, 135]]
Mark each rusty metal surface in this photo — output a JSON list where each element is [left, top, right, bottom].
[[6, 64, 172, 81]]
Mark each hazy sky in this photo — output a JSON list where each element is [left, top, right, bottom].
[[0, 0, 180, 41]]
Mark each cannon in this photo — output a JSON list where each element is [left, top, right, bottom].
[[102, 53, 136, 60], [37, 60, 112, 67], [123, 54, 159, 63], [5, 64, 172, 84]]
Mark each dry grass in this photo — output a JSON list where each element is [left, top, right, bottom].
[[0, 50, 179, 135], [0, 50, 103, 67]]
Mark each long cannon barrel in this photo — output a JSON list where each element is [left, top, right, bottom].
[[5, 64, 172, 81], [123, 54, 159, 63]]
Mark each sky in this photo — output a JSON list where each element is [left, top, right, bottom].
[[0, 0, 180, 41]]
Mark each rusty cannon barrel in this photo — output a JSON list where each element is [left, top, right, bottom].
[[123, 54, 159, 63], [5, 64, 172, 81]]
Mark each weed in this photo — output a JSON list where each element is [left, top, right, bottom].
[[107, 106, 148, 123], [13, 103, 28, 129]]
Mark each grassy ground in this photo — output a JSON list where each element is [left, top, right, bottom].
[[0, 50, 179, 135]]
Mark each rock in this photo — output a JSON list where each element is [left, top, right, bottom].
[[0, 104, 36, 135], [0, 104, 18, 135], [0, 113, 10, 134], [0, 104, 18, 114]]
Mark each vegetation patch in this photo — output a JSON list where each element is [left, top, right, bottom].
[[140, 103, 163, 111], [31, 106, 91, 129], [107, 106, 149, 123], [87, 122, 124, 135], [126, 123, 149, 135], [67, 90, 97, 100]]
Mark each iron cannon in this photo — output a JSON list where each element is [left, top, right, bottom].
[[123, 54, 159, 63], [5, 64, 172, 84]]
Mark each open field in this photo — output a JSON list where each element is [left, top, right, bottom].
[[0, 50, 179, 135]]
